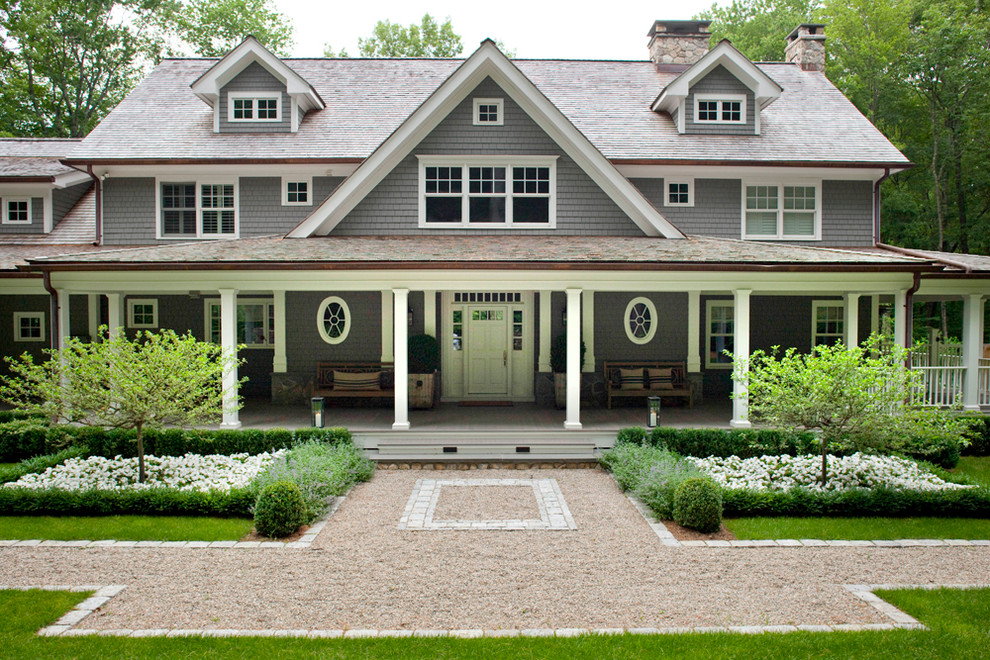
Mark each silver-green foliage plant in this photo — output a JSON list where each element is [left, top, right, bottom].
[[253, 441, 374, 522], [731, 332, 972, 486], [600, 442, 704, 519], [0, 326, 242, 483]]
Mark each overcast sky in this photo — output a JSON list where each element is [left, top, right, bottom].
[[275, 1, 716, 60]]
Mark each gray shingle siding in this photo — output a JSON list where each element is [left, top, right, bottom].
[[53, 182, 92, 225], [218, 61, 291, 134], [820, 180, 873, 246], [593, 293, 688, 371], [0, 197, 43, 234], [0, 294, 51, 375], [684, 65, 756, 136], [286, 291, 381, 373], [239, 176, 343, 236], [334, 77, 644, 236], [103, 177, 157, 244]]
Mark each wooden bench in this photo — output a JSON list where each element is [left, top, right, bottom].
[[315, 362, 395, 399], [603, 361, 694, 409]]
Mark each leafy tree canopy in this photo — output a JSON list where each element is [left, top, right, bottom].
[[168, 0, 294, 57], [324, 14, 514, 59], [697, 0, 821, 61]]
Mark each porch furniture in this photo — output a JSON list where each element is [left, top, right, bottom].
[[604, 361, 693, 409], [316, 362, 395, 399]]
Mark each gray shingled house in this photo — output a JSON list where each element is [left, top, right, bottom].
[[1, 20, 988, 439]]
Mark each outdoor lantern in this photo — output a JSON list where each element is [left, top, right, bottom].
[[648, 396, 661, 428], [311, 397, 325, 428]]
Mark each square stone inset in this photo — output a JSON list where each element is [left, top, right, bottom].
[[398, 478, 577, 530]]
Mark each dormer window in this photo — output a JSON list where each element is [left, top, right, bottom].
[[228, 92, 281, 122], [695, 95, 745, 124], [473, 98, 504, 126], [664, 180, 694, 207], [3, 198, 31, 224]]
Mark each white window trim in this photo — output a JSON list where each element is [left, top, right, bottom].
[[694, 94, 747, 125], [417, 155, 558, 229], [156, 177, 239, 240], [812, 300, 845, 347], [473, 97, 504, 126], [663, 179, 694, 207], [741, 180, 822, 241], [3, 197, 32, 224], [281, 176, 313, 206], [624, 296, 658, 345], [127, 298, 158, 329], [13, 311, 45, 342], [705, 300, 735, 369], [317, 296, 350, 345], [204, 298, 275, 349], [227, 91, 282, 123]]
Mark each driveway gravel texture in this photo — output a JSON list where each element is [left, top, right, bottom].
[[3, 468, 989, 632]]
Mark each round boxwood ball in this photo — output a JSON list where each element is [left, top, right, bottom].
[[254, 481, 307, 538], [672, 477, 723, 533]]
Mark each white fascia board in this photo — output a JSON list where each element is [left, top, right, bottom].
[[615, 164, 897, 182], [52, 169, 92, 188], [288, 41, 682, 239], [99, 163, 358, 179]]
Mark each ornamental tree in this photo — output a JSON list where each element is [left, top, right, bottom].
[[0, 327, 243, 482], [731, 332, 971, 486]]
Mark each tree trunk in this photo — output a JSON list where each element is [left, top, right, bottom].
[[136, 422, 146, 483], [950, 120, 969, 254], [820, 437, 829, 487]]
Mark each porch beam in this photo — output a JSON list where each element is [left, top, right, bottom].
[[564, 288, 582, 430], [380, 290, 394, 362], [218, 288, 241, 429], [538, 291, 551, 372], [844, 293, 860, 347], [581, 291, 595, 373], [962, 293, 984, 411], [730, 288, 752, 429], [273, 290, 287, 373], [393, 288, 410, 430], [687, 291, 701, 373], [894, 290, 907, 348]]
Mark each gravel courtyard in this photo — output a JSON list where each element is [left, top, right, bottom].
[[3, 467, 989, 632]]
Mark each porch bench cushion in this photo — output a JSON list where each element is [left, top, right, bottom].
[[316, 362, 394, 397], [604, 361, 693, 409], [332, 370, 381, 391]]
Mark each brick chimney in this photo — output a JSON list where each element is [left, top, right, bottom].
[[785, 24, 826, 71], [648, 20, 712, 68]]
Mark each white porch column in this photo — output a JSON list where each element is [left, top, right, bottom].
[[56, 289, 71, 350], [107, 293, 123, 339], [218, 288, 241, 428], [962, 293, 984, 411], [564, 288, 582, 430], [273, 290, 287, 373], [423, 290, 436, 337], [730, 289, 752, 429], [581, 291, 595, 373], [87, 294, 100, 341], [871, 295, 880, 335], [894, 290, 908, 348], [844, 293, 860, 347], [687, 291, 701, 373], [538, 291, 551, 372], [393, 288, 410, 430], [380, 290, 394, 362]]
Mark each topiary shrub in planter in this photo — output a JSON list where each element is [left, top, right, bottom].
[[673, 477, 723, 533], [408, 334, 440, 409], [254, 481, 308, 538]]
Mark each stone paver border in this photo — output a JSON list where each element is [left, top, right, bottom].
[[0, 497, 343, 550], [397, 478, 577, 530], [12, 582, 988, 638], [625, 491, 990, 548]]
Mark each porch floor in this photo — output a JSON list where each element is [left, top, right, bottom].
[[236, 398, 733, 432]]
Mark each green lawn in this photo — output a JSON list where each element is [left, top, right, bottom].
[[725, 516, 990, 540], [0, 516, 254, 542], [1, 588, 987, 659], [955, 455, 990, 487]]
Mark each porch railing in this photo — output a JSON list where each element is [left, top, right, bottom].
[[981, 359, 990, 407], [910, 366, 965, 407]]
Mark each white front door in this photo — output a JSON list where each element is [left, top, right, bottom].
[[466, 306, 509, 395]]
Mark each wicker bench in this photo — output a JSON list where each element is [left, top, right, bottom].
[[603, 360, 693, 409], [315, 362, 395, 399]]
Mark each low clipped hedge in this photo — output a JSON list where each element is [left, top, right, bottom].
[[721, 485, 990, 518], [0, 485, 256, 517], [673, 478, 723, 533], [254, 481, 308, 538], [0, 446, 90, 484], [962, 416, 990, 456]]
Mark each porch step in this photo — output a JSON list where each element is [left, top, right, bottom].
[[355, 430, 614, 461]]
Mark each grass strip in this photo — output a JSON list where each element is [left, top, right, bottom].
[[1, 588, 988, 659], [0, 515, 254, 542], [724, 516, 990, 540], [955, 456, 990, 487]]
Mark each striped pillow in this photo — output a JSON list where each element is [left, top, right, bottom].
[[332, 370, 381, 391], [619, 368, 645, 390], [647, 368, 674, 390]]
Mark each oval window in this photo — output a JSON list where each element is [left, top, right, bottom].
[[624, 297, 657, 345], [317, 296, 350, 344]]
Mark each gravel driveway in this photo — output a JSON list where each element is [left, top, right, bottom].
[[3, 467, 989, 631]]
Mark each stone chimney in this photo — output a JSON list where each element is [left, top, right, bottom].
[[785, 24, 826, 71], [647, 20, 712, 68]]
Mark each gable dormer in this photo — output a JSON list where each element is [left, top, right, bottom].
[[651, 39, 782, 135], [190, 36, 324, 133]]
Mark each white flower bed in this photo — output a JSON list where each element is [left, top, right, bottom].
[[6, 451, 286, 492], [687, 452, 972, 492]]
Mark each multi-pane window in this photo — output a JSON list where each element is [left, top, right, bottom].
[[257, 98, 278, 119], [200, 184, 235, 235], [706, 301, 734, 368], [127, 299, 158, 329], [624, 297, 657, 345], [317, 296, 350, 345], [452, 310, 463, 351], [422, 160, 555, 227], [13, 312, 44, 342], [3, 199, 31, 224], [232, 98, 253, 120], [161, 181, 236, 237], [813, 301, 845, 346], [512, 310, 523, 351], [207, 300, 275, 348], [228, 95, 280, 122], [721, 101, 742, 122], [697, 100, 718, 121], [285, 180, 309, 205], [665, 180, 693, 207], [695, 96, 745, 124], [473, 98, 504, 125], [744, 184, 819, 239], [161, 184, 197, 235]]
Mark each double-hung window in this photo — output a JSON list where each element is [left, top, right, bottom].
[[419, 157, 557, 228], [743, 183, 819, 240], [812, 301, 844, 346], [228, 92, 281, 123], [160, 180, 237, 238], [206, 299, 275, 348], [694, 95, 745, 124], [706, 300, 734, 369]]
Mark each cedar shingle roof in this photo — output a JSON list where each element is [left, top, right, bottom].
[[0, 138, 82, 177], [66, 58, 908, 166]]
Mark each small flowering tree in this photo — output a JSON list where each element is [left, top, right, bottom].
[[731, 333, 970, 487], [0, 327, 243, 482]]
